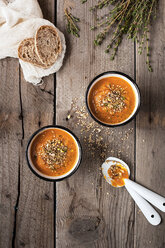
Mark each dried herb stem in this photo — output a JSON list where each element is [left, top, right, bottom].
[[64, 8, 80, 37], [91, 0, 159, 71]]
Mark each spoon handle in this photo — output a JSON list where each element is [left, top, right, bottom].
[[125, 184, 161, 225], [125, 179, 165, 212]]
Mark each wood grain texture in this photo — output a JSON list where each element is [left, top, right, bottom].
[[14, 75, 55, 248], [13, 1, 55, 247], [56, 1, 135, 247], [0, 58, 20, 248], [135, 0, 165, 247], [1, 0, 165, 247]]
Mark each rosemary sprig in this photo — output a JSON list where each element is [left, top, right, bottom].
[[90, 0, 159, 71], [64, 8, 80, 37]]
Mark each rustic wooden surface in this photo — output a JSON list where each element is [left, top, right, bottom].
[[135, 1, 165, 248], [0, 1, 55, 248], [56, 1, 135, 248], [13, 1, 55, 247], [0, 0, 165, 248], [0, 58, 20, 248]]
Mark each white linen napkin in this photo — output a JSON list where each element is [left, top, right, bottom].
[[0, 0, 66, 85]]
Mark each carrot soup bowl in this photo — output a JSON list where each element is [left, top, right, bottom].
[[26, 125, 82, 181], [86, 71, 140, 127]]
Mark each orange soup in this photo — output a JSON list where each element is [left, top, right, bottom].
[[88, 76, 136, 125], [30, 128, 79, 177], [108, 163, 129, 187]]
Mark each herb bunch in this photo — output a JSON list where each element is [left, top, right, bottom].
[[64, 8, 80, 37], [90, 0, 159, 71]]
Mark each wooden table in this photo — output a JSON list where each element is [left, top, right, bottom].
[[0, 0, 165, 247]]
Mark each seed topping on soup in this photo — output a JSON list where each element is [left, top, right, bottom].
[[30, 128, 78, 177], [39, 138, 68, 170], [99, 84, 126, 114], [88, 76, 136, 125]]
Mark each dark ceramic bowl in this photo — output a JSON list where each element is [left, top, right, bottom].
[[26, 125, 82, 181], [86, 71, 140, 127]]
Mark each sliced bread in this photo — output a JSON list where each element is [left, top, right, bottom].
[[18, 38, 48, 69], [35, 25, 62, 67]]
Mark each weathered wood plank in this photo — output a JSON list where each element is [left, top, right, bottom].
[[14, 77, 55, 248], [56, 1, 135, 247], [0, 58, 20, 248], [13, 1, 55, 247], [136, 0, 165, 247]]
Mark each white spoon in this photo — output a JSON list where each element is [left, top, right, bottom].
[[102, 157, 162, 226]]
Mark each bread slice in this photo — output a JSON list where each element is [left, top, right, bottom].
[[35, 25, 62, 67], [18, 38, 48, 69]]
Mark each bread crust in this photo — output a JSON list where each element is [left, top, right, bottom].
[[35, 25, 62, 67]]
